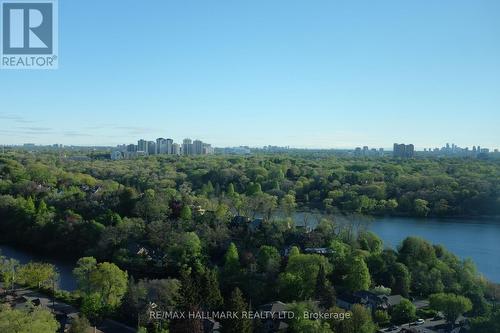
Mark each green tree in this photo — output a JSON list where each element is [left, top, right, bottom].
[[392, 263, 411, 297], [246, 183, 262, 196], [351, 304, 377, 333], [227, 183, 236, 197], [391, 298, 416, 326], [328, 304, 377, 333], [326, 306, 355, 333], [35, 200, 52, 226], [0, 304, 59, 333], [73, 257, 97, 294], [81, 293, 104, 322], [0, 258, 20, 291], [74, 258, 128, 316], [469, 310, 500, 333], [168, 232, 202, 270], [68, 315, 91, 333], [288, 246, 300, 257], [121, 278, 181, 328], [134, 189, 170, 222], [280, 194, 297, 217], [18, 262, 58, 289], [201, 269, 224, 311], [279, 253, 332, 301], [358, 231, 383, 254], [345, 256, 371, 291], [89, 262, 128, 309], [257, 245, 281, 275], [328, 239, 350, 266], [315, 265, 335, 309], [287, 301, 332, 333], [173, 271, 202, 333], [180, 205, 192, 221], [222, 288, 252, 333], [414, 199, 430, 217], [224, 243, 240, 275], [385, 199, 398, 212], [374, 310, 391, 327], [429, 293, 472, 325]]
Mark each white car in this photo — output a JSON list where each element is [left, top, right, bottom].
[[415, 318, 425, 325]]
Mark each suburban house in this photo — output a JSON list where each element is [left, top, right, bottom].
[[203, 318, 221, 333], [304, 247, 333, 255], [230, 215, 251, 228], [258, 301, 289, 333], [249, 218, 265, 232], [337, 291, 404, 312]]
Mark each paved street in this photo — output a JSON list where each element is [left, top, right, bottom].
[[382, 317, 449, 333]]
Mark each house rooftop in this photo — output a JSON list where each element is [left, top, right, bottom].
[[259, 301, 287, 313]]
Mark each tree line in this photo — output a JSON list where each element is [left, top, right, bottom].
[[0, 151, 499, 332]]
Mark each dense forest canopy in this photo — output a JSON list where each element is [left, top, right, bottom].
[[0, 151, 499, 258], [0, 150, 499, 333]]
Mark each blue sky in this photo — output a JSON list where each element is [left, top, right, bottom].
[[1, 0, 499, 149]]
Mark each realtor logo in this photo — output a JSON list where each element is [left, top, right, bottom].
[[1, 0, 58, 69]]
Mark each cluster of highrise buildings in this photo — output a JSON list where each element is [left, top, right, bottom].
[[354, 146, 385, 157], [112, 138, 214, 160], [423, 143, 496, 157], [393, 143, 415, 158]]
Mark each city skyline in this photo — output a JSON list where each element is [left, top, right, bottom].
[[1, 1, 499, 148], [6, 138, 499, 155]]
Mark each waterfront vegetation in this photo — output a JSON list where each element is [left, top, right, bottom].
[[0, 151, 499, 332]]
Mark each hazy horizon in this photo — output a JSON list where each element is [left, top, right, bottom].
[[1, 0, 499, 149], [1, 137, 497, 152]]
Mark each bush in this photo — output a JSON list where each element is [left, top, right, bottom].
[[416, 308, 437, 319]]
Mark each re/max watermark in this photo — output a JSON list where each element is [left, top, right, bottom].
[[150, 311, 352, 321], [1, 0, 58, 69]]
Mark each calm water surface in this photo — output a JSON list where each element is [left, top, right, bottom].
[[1, 217, 499, 291], [0, 244, 77, 291], [367, 217, 500, 283]]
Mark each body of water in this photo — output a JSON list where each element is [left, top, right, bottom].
[[293, 212, 500, 282], [1, 216, 499, 291], [366, 217, 500, 283], [0, 245, 77, 291]]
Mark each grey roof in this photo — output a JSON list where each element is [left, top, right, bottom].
[[379, 294, 404, 307], [259, 301, 287, 313], [98, 319, 137, 333]]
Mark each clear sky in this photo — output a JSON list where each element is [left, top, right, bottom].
[[1, 0, 499, 149]]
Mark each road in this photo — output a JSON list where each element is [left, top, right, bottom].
[[382, 317, 448, 333]]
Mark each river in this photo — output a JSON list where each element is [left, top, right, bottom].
[[294, 213, 500, 283], [0, 244, 77, 291], [366, 216, 500, 283], [1, 216, 499, 291]]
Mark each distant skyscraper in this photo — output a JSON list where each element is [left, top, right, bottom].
[[406, 144, 415, 157], [393, 143, 414, 158], [202, 143, 214, 155], [147, 141, 156, 155], [193, 140, 203, 155], [183, 138, 193, 155], [126, 144, 137, 153], [137, 139, 148, 152], [156, 138, 168, 154], [172, 143, 181, 155], [121, 137, 214, 159], [166, 138, 173, 154]]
